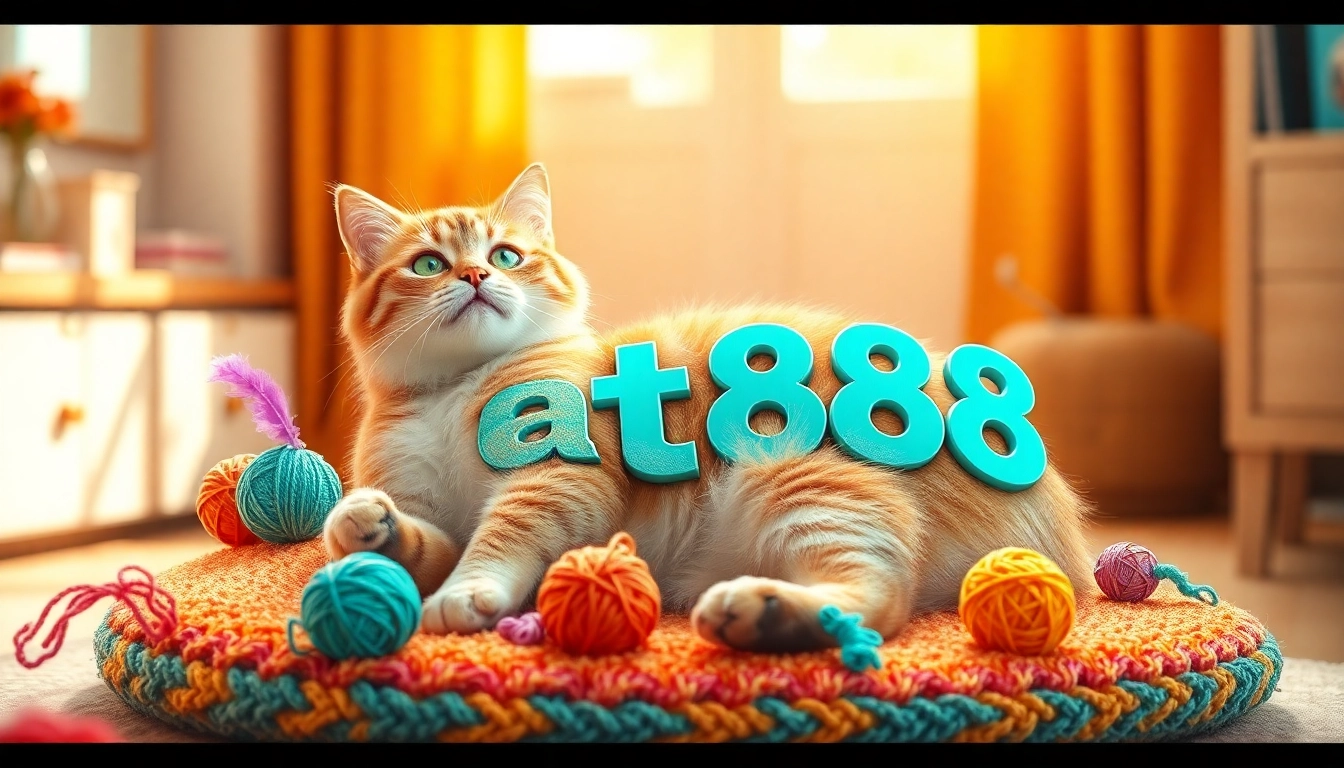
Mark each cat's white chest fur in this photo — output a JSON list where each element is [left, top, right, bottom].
[[376, 365, 505, 546]]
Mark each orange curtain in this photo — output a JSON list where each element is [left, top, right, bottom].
[[965, 25, 1224, 345], [288, 25, 528, 478]]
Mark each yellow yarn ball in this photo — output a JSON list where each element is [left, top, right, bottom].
[[959, 547, 1076, 655]]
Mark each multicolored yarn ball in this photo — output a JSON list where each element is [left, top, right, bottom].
[[196, 453, 261, 547], [536, 532, 661, 656], [1094, 541, 1220, 605], [1093, 541, 1161, 601], [498, 611, 545, 645], [287, 551, 421, 660], [236, 445, 342, 544], [959, 547, 1076, 655]]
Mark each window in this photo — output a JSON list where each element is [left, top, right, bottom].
[[527, 25, 713, 108], [781, 25, 975, 103], [13, 25, 91, 101]]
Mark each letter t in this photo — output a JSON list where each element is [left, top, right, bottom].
[[590, 341, 700, 483]]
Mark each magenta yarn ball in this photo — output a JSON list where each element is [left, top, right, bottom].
[[497, 611, 544, 645], [1094, 542, 1160, 602]]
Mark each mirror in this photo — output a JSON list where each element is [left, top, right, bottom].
[[0, 25, 151, 150]]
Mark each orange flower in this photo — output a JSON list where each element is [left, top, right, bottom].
[[1, 69, 73, 139], [0, 70, 40, 131], [35, 98, 73, 134]]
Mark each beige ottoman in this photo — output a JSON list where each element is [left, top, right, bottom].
[[990, 318, 1226, 518]]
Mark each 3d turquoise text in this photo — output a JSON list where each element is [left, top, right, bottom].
[[476, 322, 1047, 492]]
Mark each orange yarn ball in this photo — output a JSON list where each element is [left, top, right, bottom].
[[959, 547, 1076, 656], [536, 532, 661, 656], [196, 454, 261, 547]]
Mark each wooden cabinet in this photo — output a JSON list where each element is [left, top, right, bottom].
[[0, 274, 294, 555], [81, 313, 157, 527], [0, 313, 94, 539], [1223, 25, 1344, 576], [0, 312, 154, 539]]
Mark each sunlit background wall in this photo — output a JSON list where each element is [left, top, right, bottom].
[[526, 25, 977, 351]]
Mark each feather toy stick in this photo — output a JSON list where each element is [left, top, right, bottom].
[[207, 354, 305, 449]]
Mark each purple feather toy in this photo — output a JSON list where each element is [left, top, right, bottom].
[[204, 353, 341, 545], [207, 354, 305, 449]]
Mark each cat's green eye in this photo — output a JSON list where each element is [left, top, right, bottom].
[[412, 253, 446, 276], [489, 246, 523, 270]]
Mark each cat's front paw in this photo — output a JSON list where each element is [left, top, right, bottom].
[[421, 577, 513, 635], [323, 488, 399, 559], [691, 576, 832, 653]]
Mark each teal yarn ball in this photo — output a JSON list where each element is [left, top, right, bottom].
[[235, 444, 342, 544], [289, 552, 422, 660]]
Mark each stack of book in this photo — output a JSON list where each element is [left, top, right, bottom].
[[1255, 25, 1344, 133], [0, 241, 81, 273], [134, 230, 231, 277]]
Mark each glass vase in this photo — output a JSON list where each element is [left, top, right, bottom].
[[2, 138, 61, 244]]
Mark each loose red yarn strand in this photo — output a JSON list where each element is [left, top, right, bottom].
[[13, 565, 178, 669]]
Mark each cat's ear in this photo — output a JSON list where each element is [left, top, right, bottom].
[[493, 163, 554, 248], [334, 184, 404, 273]]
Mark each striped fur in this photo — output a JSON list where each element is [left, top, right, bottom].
[[325, 164, 1094, 652]]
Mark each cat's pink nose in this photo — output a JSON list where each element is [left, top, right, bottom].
[[459, 267, 489, 288]]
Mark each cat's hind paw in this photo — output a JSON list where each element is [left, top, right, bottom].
[[421, 577, 512, 635], [691, 576, 834, 653], [323, 487, 399, 560]]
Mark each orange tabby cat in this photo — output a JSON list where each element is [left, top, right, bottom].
[[323, 163, 1094, 652]]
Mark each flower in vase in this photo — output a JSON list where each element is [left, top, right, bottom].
[[0, 69, 75, 144], [1, 69, 75, 243]]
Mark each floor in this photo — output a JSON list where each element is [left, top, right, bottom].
[[1, 512, 1342, 663]]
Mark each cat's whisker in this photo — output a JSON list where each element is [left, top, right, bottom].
[[517, 292, 562, 316], [354, 287, 455, 368], [520, 302, 565, 324], [583, 288, 619, 302], [401, 291, 473, 383], [406, 305, 447, 382], [378, 315, 443, 392], [372, 303, 445, 357], [529, 296, 612, 330], [387, 182, 424, 220], [517, 300, 572, 328], [363, 300, 452, 376], [516, 308, 552, 338], [366, 302, 444, 359], [322, 301, 447, 411], [318, 350, 360, 385]]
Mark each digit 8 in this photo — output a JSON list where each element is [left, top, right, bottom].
[[942, 344, 1046, 492], [705, 323, 828, 463], [828, 323, 944, 469]]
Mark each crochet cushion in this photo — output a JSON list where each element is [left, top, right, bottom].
[[93, 540, 1282, 743]]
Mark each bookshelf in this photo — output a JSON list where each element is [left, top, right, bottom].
[[1224, 25, 1344, 577], [0, 272, 294, 310], [1248, 132, 1344, 161]]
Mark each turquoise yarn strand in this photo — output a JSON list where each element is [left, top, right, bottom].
[[286, 617, 308, 656], [236, 445, 342, 544], [289, 552, 421, 660], [1152, 564, 1219, 605], [818, 604, 882, 672]]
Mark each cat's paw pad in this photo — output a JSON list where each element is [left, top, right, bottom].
[[323, 488, 399, 559], [691, 576, 830, 653], [421, 578, 511, 635]]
